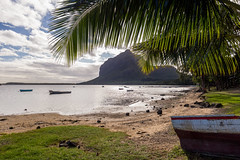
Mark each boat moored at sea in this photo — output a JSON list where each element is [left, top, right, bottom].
[[20, 89, 33, 92], [49, 90, 71, 95], [171, 115, 240, 158]]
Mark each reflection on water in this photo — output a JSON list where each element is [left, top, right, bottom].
[[0, 85, 194, 115]]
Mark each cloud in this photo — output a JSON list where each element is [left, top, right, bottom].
[[0, 48, 18, 57], [0, 0, 127, 83], [0, 30, 29, 46], [0, 29, 50, 57], [0, 0, 42, 30], [0, 56, 100, 83]]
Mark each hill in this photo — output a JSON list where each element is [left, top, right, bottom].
[[80, 50, 182, 85]]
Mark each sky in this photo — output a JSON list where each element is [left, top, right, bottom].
[[0, 0, 125, 83]]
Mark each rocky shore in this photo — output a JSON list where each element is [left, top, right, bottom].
[[0, 89, 222, 153]]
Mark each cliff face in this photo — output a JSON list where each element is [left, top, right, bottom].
[[82, 50, 179, 85]]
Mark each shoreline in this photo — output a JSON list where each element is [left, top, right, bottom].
[[0, 88, 222, 152]]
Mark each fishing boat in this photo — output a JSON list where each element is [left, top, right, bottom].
[[171, 115, 240, 158], [20, 89, 33, 92], [49, 90, 71, 95]]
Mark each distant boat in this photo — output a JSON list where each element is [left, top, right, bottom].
[[119, 88, 124, 90], [49, 90, 71, 95], [127, 89, 134, 92], [171, 115, 240, 158], [20, 89, 33, 92]]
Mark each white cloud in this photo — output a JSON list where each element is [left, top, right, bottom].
[[0, 0, 127, 83], [0, 30, 29, 46], [0, 0, 42, 30], [0, 30, 49, 57], [0, 48, 18, 57], [0, 56, 99, 83]]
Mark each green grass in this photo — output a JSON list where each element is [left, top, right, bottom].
[[0, 125, 159, 160], [205, 91, 240, 115], [165, 146, 187, 160]]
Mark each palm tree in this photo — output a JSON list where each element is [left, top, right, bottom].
[[49, 0, 240, 77]]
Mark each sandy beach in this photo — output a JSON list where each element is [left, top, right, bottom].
[[0, 89, 222, 153]]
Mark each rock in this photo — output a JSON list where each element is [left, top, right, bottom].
[[146, 110, 150, 113], [36, 126, 41, 129], [100, 125, 105, 128], [199, 102, 206, 106], [126, 113, 130, 116], [210, 103, 216, 108], [59, 140, 78, 148], [190, 105, 196, 108], [157, 109, 162, 116], [180, 104, 182, 106], [0, 118, 7, 121], [160, 94, 165, 96], [193, 101, 201, 105], [161, 98, 165, 100], [184, 104, 189, 107], [215, 103, 223, 108], [204, 102, 210, 108], [172, 106, 175, 108], [151, 97, 154, 99], [59, 141, 68, 147], [97, 120, 101, 123], [24, 109, 27, 111], [9, 127, 14, 129]]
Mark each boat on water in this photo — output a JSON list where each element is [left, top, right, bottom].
[[171, 115, 240, 158], [49, 90, 71, 95], [20, 89, 33, 92]]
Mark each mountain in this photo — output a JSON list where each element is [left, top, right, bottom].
[[81, 50, 180, 85]]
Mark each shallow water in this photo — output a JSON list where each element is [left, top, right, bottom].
[[0, 85, 194, 115]]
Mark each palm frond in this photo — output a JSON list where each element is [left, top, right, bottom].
[[49, 0, 240, 64]]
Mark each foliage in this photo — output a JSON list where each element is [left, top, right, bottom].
[[49, 0, 240, 67], [0, 126, 155, 160]]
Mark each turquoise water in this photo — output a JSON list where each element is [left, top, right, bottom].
[[0, 85, 194, 115]]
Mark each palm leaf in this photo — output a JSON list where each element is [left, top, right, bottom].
[[49, 0, 240, 64]]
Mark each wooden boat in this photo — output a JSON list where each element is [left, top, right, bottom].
[[49, 90, 71, 95], [20, 89, 33, 92], [171, 115, 240, 158]]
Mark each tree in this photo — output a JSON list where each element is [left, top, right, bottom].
[[49, 0, 240, 85]]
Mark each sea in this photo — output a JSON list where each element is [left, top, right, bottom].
[[0, 85, 194, 116]]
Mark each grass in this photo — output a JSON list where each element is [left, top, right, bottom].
[[166, 146, 187, 160], [205, 91, 240, 115], [0, 125, 160, 160]]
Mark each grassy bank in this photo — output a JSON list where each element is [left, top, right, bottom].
[[0, 125, 188, 160], [0, 125, 159, 160], [205, 90, 240, 115]]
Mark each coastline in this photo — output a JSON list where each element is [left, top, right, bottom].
[[0, 88, 222, 152]]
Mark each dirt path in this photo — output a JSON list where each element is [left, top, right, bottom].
[[0, 89, 221, 153]]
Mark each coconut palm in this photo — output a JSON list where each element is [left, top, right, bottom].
[[49, 0, 240, 76]]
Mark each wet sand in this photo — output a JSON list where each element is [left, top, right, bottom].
[[0, 89, 221, 153]]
